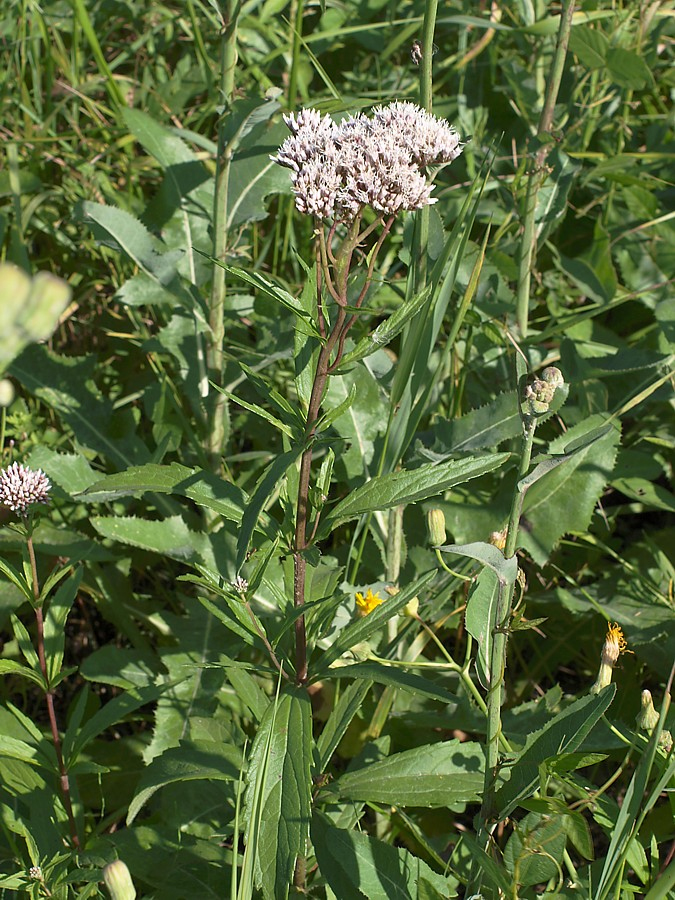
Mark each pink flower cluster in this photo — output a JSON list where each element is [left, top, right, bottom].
[[0, 462, 51, 515], [272, 102, 463, 221]]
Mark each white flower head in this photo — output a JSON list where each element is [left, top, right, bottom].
[[0, 462, 51, 516], [272, 102, 463, 222]]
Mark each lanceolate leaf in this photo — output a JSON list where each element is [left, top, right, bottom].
[[465, 568, 502, 691], [494, 686, 616, 818], [320, 453, 509, 534], [332, 739, 484, 808], [245, 688, 312, 900]]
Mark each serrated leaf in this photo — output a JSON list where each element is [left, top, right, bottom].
[[420, 392, 520, 455], [81, 462, 249, 524], [127, 740, 242, 824], [317, 679, 371, 772], [76, 200, 183, 286], [245, 688, 312, 900], [312, 811, 455, 900], [321, 453, 509, 533], [91, 514, 211, 563], [519, 417, 621, 564], [332, 739, 484, 807], [494, 686, 616, 818]]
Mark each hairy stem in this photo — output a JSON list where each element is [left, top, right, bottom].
[[27, 535, 80, 850]]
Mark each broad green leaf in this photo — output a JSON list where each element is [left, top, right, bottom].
[[245, 688, 312, 900], [324, 366, 387, 479], [0, 265, 71, 373], [312, 811, 455, 900], [568, 24, 608, 69], [321, 453, 509, 533], [81, 462, 249, 524], [316, 571, 435, 674], [606, 48, 653, 89], [91, 515, 211, 564], [75, 200, 182, 287], [439, 541, 518, 584], [494, 686, 616, 818], [64, 684, 169, 767], [127, 740, 242, 824], [27, 448, 99, 494], [332, 739, 483, 808], [519, 417, 621, 564], [79, 647, 159, 690], [503, 812, 567, 888], [559, 220, 617, 304]]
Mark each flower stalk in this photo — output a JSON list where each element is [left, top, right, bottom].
[[0, 464, 80, 849], [272, 103, 464, 684]]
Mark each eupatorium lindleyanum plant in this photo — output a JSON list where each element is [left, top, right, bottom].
[[270, 102, 464, 683]]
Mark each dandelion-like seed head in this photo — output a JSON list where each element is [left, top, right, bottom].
[[355, 588, 384, 616], [272, 102, 463, 222], [0, 462, 51, 516]]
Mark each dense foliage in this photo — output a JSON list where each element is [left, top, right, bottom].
[[0, 1, 673, 898]]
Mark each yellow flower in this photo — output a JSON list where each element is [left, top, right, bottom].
[[590, 622, 629, 694], [355, 588, 384, 616]]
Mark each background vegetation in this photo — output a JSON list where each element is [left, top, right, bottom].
[[0, 0, 673, 897]]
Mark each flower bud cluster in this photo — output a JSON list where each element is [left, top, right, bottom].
[[0, 462, 51, 515], [272, 102, 463, 222]]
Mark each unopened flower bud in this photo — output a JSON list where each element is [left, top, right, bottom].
[[103, 860, 136, 900], [636, 690, 660, 732], [427, 508, 446, 547], [0, 379, 14, 407], [523, 367, 564, 416], [541, 367, 564, 389]]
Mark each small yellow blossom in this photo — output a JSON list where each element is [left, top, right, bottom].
[[355, 588, 384, 616], [590, 622, 630, 694]]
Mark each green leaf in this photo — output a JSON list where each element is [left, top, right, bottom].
[[321, 453, 509, 533], [245, 688, 312, 900], [324, 366, 387, 480], [494, 686, 616, 818], [568, 25, 608, 69], [0, 660, 45, 689], [606, 48, 653, 89], [312, 811, 455, 900], [44, 569, 82, 686], [75, 200, 182, 287], [559, 220, 617, 304], [337, 285, 433, 368], [91, 514, 211, 563], [439, 541, 518, 584], [10, 345, 149, 469], [217, 264, 318, 332], [332, 739, 483, 808], [326, 662, 459, 706], [315, 571, 435, 674], [81, 462, 249, 524], [79, 646, 159, 690], [316, 679, 371, 772], [27, 448, 99, 494], [236, 447, 302, 572], [127, 740, 242, 825], [503, 811, 567, 888], [519, 417, 621, 564], [464, 568, 501, 691]]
